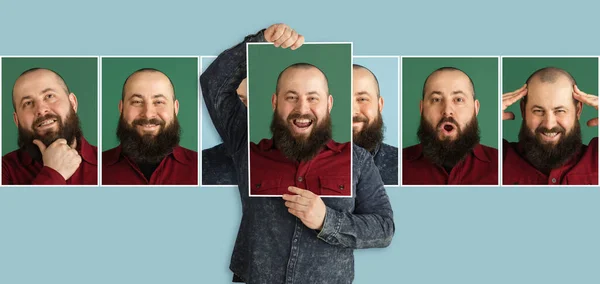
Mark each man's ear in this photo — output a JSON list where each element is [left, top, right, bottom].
[[69, 93, 78, 112], [576, 101, 583, 120], [419, 100, 423, 115], [474, 99, 480, 116], [520, 99, 526, 119], [174, 99, 180, 116], [328, 94, 333, 113], [13, 112, 18, 128], [271, 93, 277, 111], [118, 100, 123, 114], [378, 96, 384, 112]]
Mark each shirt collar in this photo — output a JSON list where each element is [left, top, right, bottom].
[[104, 144, 189, 165], [19, 136, 97, 166], [258, 138, 344, 153], [406, 143, 491, 162]]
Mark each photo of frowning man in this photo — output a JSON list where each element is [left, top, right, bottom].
[[403, 59, 499, 185], [2, 60, 98, 185], [502, 63, 598, 185], [201, 24, 393, 283], [248, 43, 352, 196], [102, 65, 198, 185], [352, 63, 398, 185]]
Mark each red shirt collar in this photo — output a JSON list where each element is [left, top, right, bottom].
[[19, 136, 97, 166], [257, 138, 345, 153], [405, 143, 492, 163], [104, 144, 190, 165]]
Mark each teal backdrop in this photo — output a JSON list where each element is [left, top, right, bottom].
[[2, 57, 98, 155]]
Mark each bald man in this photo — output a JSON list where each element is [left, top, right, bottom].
[[353, 64, 398, 185], [3, 68, 97, 185], [103, 68, 198, 185], [502, 67, 598, 185], [403, 67, 498, 185]]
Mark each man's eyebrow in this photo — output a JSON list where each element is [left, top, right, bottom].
[[152, 94, 167, 99], [354, 91, 372, 96], [129, 94, 144, 100], [19, 95, 32, 104], [284, 90, 298, 96], [427, 91, 443, 97], [41, 88, 58, 94], [451, 90, 467, 96]]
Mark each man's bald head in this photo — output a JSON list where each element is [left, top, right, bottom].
[[275, 63, 329, 95], [353, 64, 380, 98], [121, 68, 176, 101], [12, 68, 70, 110], [524, 67, 577, 105], [422, 67, 476, 99]]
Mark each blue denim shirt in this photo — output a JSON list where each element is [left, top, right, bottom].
[[200, 30, 395, 284], [371, 142, 399, 186], [202, 143, 237, 185]]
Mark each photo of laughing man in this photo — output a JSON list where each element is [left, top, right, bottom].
[[3, 67, 97, 185], [201, 24, 393, 283], [502, 66, 598, 185], [403, 66, 499, 185], [103, 68, 198, 185]]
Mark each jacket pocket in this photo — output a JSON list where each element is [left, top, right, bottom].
[[319, 176, 351, 196]]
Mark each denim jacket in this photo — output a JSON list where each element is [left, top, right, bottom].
[[200, 30, 395, 284], [371, 142, 399, 186]]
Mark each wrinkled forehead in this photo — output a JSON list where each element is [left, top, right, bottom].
[[526, 77, 575, 109], [123, 71, 175, 101], [13, 69, 68, 99], [424, 70, 474, 98], [278, 67, 329, 96]]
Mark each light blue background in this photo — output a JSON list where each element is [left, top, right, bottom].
[[2, 1, 600, 284]]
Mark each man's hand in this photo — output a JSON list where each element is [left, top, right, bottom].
[[264, 24, 305, 50], [33, 138, 82, 180], [283, 186, 326, 230], [573, 85, 599, 127], [502, 84, 527, 120]]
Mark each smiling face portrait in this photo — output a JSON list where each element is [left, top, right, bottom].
[[117, 68, 182, 164], [270, 63, 333, 161], [12, 68, 82, 153], [352, 64, 384, 152], [518, 67, 583, 171]]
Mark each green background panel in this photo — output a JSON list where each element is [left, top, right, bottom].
[[247, 44, 352, 143], [502, 57, 598, 143], [2, 57, 98, 155], [402, 57, 499, 148], [101, 57, 198, 151]]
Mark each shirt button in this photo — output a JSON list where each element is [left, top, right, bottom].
[[551, 178, 557, 184], [255, 184, 261, 188], [338, 185, 344, 190], [298, 177, 303, 182]]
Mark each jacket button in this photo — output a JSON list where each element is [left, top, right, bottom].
[[551, 178, 557, 184], [298, 177, 303, 182], [338, 185, 344, 190]]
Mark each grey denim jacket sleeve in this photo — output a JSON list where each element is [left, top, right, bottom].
[[319, 144, 395, 249]]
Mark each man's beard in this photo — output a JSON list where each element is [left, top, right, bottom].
[[270, 110, 332, 162], [417, 115, 480, 168], [518, 119, 582, 173], [353, 112, 384, 152], [116, 115, 181, 164], [17, 108, 83, 162]]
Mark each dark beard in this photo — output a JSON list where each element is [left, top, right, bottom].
[[417, 115, 480, 168], [17, 108, 83, 162], [270, 111, 332, 162], [353, 112, 384, 153], [518, 120, 582, 173], [116, 115, 181, 164]]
